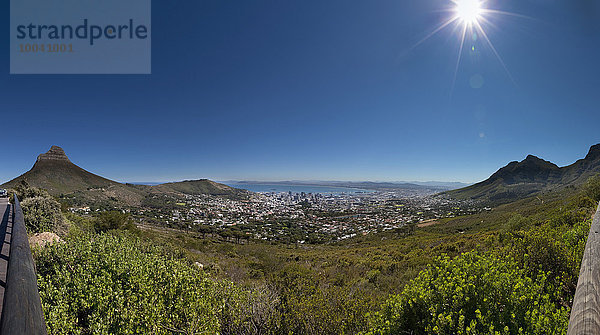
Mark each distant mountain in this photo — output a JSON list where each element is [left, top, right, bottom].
[[152, 179, 248, 197], [403, 181, 470, 189], [1, 146, 246, 206], [230, 180, 463, 191], [446, 144, 600, 203], [323, 181, 444, 191]]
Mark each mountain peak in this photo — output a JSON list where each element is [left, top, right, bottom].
[[585, 144, 600, 160], [448, 144, 600, 204], [519, 154, 559, 169], [36, 145, 71, 163]]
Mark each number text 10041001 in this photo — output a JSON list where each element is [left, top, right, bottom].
[[19, 44, 74, 53]]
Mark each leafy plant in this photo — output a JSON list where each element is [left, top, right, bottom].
[[368, 251, 569, 335], [34, 232, 276, 334], [94, 211, 132, 232]]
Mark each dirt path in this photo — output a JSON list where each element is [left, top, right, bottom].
[[417, 219, 440, 228]]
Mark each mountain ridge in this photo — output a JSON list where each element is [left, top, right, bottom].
[[227, 180, 467, 191], [446, 144, 600, 203], [1, 146, 246, 206]]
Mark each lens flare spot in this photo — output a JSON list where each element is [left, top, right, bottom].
[[470, 74, 485, 88]]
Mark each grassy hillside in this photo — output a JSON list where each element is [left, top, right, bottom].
[[2, 159, 149, 207], [151, 179, 249, 199], [3, 159, 117, 194], [22, 175, 598, 333], [119, 180, 597, 333]]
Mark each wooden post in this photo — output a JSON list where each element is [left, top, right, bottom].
[[0, 195, 48, 334], [567, 202, 600, 334]]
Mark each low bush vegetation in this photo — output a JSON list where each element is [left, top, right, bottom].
[[366, 189, 593, 334], [25, 176, 600, 334], [369, 251, 569, 334], [11, 181, 66, 234], [94, 211, 133, 232], [34, 232, 280, 334], [21, 196, 63, 234]]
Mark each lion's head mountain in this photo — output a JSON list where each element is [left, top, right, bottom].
[[1, 145, 247, 207]]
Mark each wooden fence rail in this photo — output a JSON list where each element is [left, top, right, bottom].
[[567, 202, 600, 334], [0, 194, 47, 334]]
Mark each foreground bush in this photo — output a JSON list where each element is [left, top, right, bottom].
[[583, 174, 600, 203], [21, 196, 64, 234], [505, 220, 589, 308], [11, 180, 52, 201], [10, 180, 66, 234], [368, 251, 569, 335], [34, 233, 270, 334]]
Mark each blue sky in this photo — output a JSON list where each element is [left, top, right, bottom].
[[1, 0, 599, 183]]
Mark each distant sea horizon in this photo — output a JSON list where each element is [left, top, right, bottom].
[[223, 182, 373, 194]]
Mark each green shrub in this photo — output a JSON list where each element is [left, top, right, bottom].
[[274, 263, 375, 334], [11, 180, 52, 202], [64, 212, 96, 235], [9, 180, 68, 235], [21, 196, 64, 233], [94, 211, 132, 232], [34, 232, 266, 334], [583, 174, 600, 203], [547, 208, 591, 227], [368, 251, 569, 335], [506, 220, 589, 307], [503, 214, 531, 232], [569, 195, 596, 210]]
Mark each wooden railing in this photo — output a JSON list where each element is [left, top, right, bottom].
[[0, 194, 47, 334], [567, 202, 600, 334]]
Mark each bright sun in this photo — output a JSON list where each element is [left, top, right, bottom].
[[454, 0, 483, 25], [409, 0, 517, 88]]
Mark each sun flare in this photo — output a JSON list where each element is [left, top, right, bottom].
[[454, 0, 483, 25], [409, 0, 519, 90]]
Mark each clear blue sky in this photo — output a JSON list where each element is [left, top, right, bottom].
[[1, 0, 599, 184]]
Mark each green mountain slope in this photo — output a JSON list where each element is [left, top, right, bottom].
[[447, 144, 600, 203], [1, 146, 246, 206], [152, 179, 248, 198], [2, 146, 116, 193]]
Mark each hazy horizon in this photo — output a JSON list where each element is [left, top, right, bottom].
[[122, 179, 472, 185], [0, 142, 598, 186]]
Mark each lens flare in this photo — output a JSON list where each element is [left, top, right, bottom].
[[406, 0, 524, 92], [455, 0, 482, 25]]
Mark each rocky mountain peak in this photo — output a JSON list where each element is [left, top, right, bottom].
[[585, 144, 600, 161], [36, 146, 71, 163], [521, 154, 559, 169]]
